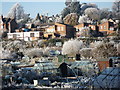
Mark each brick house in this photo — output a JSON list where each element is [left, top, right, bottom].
[[75, 21, 115, 37], [0, 15, 18, 33], [44, 23, 76, 38], [74, 23, 89, 31], [74, 23, 99, 31], [99, 21, 115, 35]]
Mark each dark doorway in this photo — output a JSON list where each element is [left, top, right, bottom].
[[109, 59, 113, 67], [59, 62, 68, 77]]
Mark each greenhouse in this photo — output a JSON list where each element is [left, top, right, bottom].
[[93, 67, 120, 88], [33, 61, 57, 73], [69, 60, 99, 76]]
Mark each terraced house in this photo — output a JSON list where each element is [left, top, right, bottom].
[[44, 23, 76, 38], [99, 21, 115, 35]]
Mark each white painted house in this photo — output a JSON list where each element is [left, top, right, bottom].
[[7, 31, 43, 41]]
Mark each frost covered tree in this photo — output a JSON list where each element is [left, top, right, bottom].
[[2, 50, 20, 60], [62, 39, 83, 56], [112, 0, 120, 19], [92, 41, 118, 59], [55, 15, 63, 23], [116, 43, 120, 56], [43, 47, 61, 56], [81, 3, 98, 13], [69, 1, 81, 15], [1, 50, 11, 59], [79, 48, 93, 59], [65, 0, 72, 6], [76, 27, 90, 37], [78, 15, 92, 23], [24, 48, 43, 58], [78, 15, 88, 23], [61, 0, 81, 18], [63, 13, 78, 26], [7, 3, 29, 22], [84, 8, 100, 20], [101, 19, 108, 24], [61, 7, 70, 18], [100, 8, 110, 20]]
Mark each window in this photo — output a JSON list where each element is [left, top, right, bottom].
[[110, 27, 114, 30], [1, 25, 3, 29], [100, 26, 103, 29], [17, 34, 20, 36], [47, 29, 50, 32], [61, 27, 64, 31], [104, 26, 106, 29], [30, 33, 34, 37], [91, 26, 93, 29], [57, 27, 61, 31], [51, 29, 55, 32], [47, 28, 55, 33], [13, 34, 17, 38]]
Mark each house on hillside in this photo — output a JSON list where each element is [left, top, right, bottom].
[[74, 23, 99, 37], [99, 21, 115, 35], [8, 31, 43, 41], [74, 23, 99, 31], [74, 23, 89, 32], [89, 24, 99, 31], [0, 15, 18, 33], [44, 23, 76, 38]]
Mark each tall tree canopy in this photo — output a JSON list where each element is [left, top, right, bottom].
[[62, 39, 83, 56], [84, 8, 100, 20], [61, 0, 81, 18], [7, 3, 29, 21]]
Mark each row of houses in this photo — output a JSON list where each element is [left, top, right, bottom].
[[75, 20, 116, 36], [7, 23, 76, 41], [0, 15, 119, 41]]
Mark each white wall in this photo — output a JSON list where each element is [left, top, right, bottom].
[[8, 31, 41, 41], [8, 33, 23, 39]]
